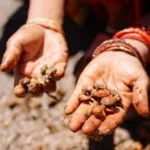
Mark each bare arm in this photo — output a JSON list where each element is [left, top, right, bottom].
[[0, 0, 68, 97], [28, 0, 65, 25]]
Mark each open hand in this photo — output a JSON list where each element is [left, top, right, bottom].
[[0, 23, 68, 96], [65, 51, 149, 138]]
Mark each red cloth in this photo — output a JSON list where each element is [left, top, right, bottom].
[[86, 0, 141, 25]]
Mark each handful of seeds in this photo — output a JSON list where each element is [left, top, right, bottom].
[[14, 65, 57, 97], [78, 83, 121, 141]]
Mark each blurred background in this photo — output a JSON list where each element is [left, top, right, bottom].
[[0, 0, 150, 150]]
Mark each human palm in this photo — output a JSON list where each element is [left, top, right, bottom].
[[65, 51, 149, 136], [1, 24, 68, 93]]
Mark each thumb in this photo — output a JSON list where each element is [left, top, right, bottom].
[[132, 73, 150, 117], [0, 34, 23, 72], [65, 86, 81, 115]]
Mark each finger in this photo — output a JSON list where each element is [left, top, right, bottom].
[[1, 38, 22, 71], [1, 24, 44, 72], [65, 77, 94, 115], [132, 74, 150, 117], [18, 62, 36, 77], [64, 85, 81, 115], [82, 115, 102, 135], [98, 107, 126, 135], [105, 72, 132, 111], [53, 62, 67, 80], [119, 92, 132, 112], [13, 70, 28, 97], [65, 60, 102, 115], [69, 102, 91, 132], [92, 89, 110, 98]]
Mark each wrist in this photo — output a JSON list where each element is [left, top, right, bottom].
[[93, 39, 145, 68], [123, 38, 149, 62], [27, 0, 65, 26], [26, 18, 64, 34], [113, 27, 150, 63]]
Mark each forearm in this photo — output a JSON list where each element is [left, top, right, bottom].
[[28, 0, 65, 25], [124, 38, 149, 62], [113, 28, 150, 63]]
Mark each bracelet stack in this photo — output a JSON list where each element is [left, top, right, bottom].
[[92, 26, 150, 68], [93, 38, 145, 68], [113, 27, 150, 50], [27, 18, 64, 34]]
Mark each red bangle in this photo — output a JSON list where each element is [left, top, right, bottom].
[[113, 27, 150, 50], [93, 39, 145, 68]]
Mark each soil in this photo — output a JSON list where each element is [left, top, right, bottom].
[[0, 53, 89, 150], [0, 53, 150, 150]]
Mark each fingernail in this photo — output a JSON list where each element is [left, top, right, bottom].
[[0, 56, 7, 70], [65, 108, 72, 115], [65, 108, 69, 115], [0, 62, 8, 71]]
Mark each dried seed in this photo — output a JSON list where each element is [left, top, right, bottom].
[[101, 95, 117, 106], [27, 78, 43, 95], [29, 86, 43, 96], [14, 84, 27, 97], [19, 77, 30, 87], [110, 90, 121, 101], [40, 64, 47, 75], [92, 105, 105, 119], [45, 69, 52, 77], [27, 82, 36, 92], [101, 92, 120, 106], [38, 76, 46, 87], [92, 89, 110, 98], [78, 93, 91, 101], [43, 79, 56, 93], [93, 84, 106, 91], [46, 68, 57, 80], [82, 87, 92, 96]]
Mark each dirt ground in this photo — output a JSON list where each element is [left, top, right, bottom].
[[0, 52, 90, 150], [0, 1, 150, 150]]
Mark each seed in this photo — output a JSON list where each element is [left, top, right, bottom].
[[28, 84, 42, 95], [92, 89, 110, 98], [28, 82, 37, 92], [92, 105, 105, 119], [40, 64, 47, 75], [78, 93, 91, 101], [110, 90, 121, 101], [20, 77, 30, 86], [14, 84, 27, 97], [82, 87, 92, 96], [38, 76, 46, 87], [101, 95, 116, 106], [27, 78, 43, 95], [93, 84, 106, 91], [46, 67, 57, 80], [43, 79, 56, 93]]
